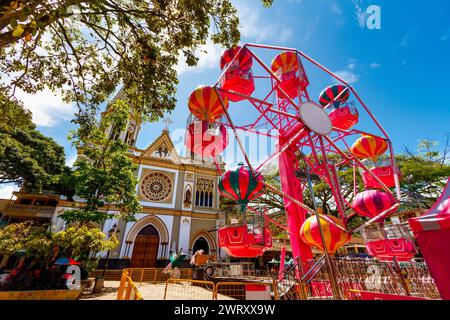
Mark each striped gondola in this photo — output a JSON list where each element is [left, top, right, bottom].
[[188, 86, 228, 122], [300, 215, 351, 255], [319, 84, 350, 108], [220, 46, 253, 71], [271, 51, 299, 74], [351, 135, 388, 162], [218, 163, 265, 205], [352, 190, 398, 219]]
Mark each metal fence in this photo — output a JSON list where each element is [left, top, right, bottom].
[[215, 281, 278, 300], [164, 279, 216, 300], [300, 258, 441, 300], [117, 258, 441, 300], [124, 268, 193, 283]]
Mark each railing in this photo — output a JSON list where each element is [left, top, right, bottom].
[[123, 268, 194, 283], [117, 269, 279, 300], [117, 270, 143, 300], [164, 279, 215, 300], [6, 203, 56, 216], [301, 258, 441, 300]]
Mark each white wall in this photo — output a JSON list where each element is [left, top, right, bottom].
[[178, 216, 191, 253]]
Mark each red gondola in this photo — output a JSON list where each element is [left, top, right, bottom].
[[271, 51, 309, 99], [219, 46, 255, 102], [361, 223, 418, 262], [362, 165, 400, 189], [328, 103, 359, 131], [185, 116, 228, 158], [218, 206, 272, 258]]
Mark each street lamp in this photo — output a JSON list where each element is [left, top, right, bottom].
[[93, 223, 120, 294]]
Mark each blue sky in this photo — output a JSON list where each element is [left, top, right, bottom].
[[1, 0, 449, 197]]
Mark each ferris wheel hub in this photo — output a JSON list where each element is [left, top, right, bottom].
[[299, 101, 333, 136]]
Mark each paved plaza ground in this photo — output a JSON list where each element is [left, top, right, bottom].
[[80, 281, 232, 300]]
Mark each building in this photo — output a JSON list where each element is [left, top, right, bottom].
[[0, 96, 225, 269]]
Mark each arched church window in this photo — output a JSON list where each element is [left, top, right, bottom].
[[195, 178, 214, 208], [184, 188, 192, 207], [200, 191, 204, 207]]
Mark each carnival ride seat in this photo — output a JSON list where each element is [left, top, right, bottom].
[[361, 223, 418, 262], [362, 165, 399, 189], [184, 114, 228, 158], [218, 208, 272, 258], [327, 102, 359, 131], [219, 46, 255, 102]]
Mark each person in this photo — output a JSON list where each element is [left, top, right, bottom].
[[190, 250, 205, 266]]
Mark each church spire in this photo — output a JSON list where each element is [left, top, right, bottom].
[[100, 87, 142, 147]]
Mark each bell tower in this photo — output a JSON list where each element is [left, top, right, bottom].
[[100, 87, 142, 147]]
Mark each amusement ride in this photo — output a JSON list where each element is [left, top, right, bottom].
[[182, 43, 438, 299]]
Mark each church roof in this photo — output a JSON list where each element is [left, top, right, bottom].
[[132, 129, 225, 170]]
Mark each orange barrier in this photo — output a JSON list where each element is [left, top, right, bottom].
[[117, 270, 143, 300]]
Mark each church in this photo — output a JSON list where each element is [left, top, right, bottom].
[[0, 95, 226, 269]]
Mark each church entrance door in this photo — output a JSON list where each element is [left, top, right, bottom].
[[131, 225, 159, 268]]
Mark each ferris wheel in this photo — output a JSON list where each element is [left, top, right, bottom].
[[184, 43, 409, 271]]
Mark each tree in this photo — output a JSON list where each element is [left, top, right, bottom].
[[400, 136, 450, 210], [0, 221, 118, 290], [0, 0, 272, 125], [60, 99, 142, 225], [0, 89, 66, 192]]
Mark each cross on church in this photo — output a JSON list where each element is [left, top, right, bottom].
[[163, 117, 173, 131]]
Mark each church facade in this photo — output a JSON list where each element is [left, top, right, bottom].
[[0, 98, 225, 269]]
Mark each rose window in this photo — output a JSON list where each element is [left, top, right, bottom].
[[141, 172, 173, 201]]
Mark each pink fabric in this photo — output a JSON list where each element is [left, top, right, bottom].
[[278, 141, 313, 270], [414, 229, 450, 300], [408, 178, 450, 300], [409, 178, 450, 232], [278, 246, 286, 281]]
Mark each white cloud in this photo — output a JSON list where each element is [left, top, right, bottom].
[[330, 2, 343, 16], [370, 62, 381, 69], [175, 40, 223, 76], [236, 1, 293, 43], [400, 34, 410, 48], [333, 60, 359, 84], [0, 184, 18, 200], [400, 27, 418, 48], [65, 152, 78, 167], [334, 70, 359, 84], [352, 0, 367, 28], [15, 88, 76, 127], [176, 1, 294, 76], [440, 28, 450, 42]]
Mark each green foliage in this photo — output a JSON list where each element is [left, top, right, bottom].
[[0, 221, 118, 272], [53, 226, 118, 271], [0, 90, 66, 192], [399, 138, 450, 209], [0, 0, 272, 125], [0, 221, 34, 256], [60, 100, 142, 225], [253, 138, 449, 235]]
